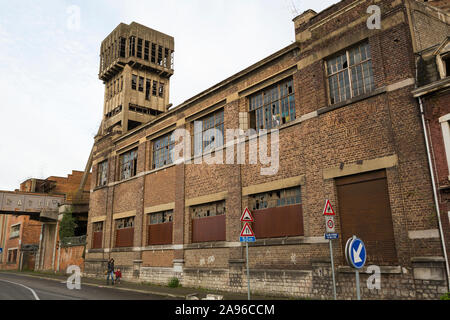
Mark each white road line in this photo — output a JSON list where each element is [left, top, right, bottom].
[[0, 279, 40, 300]]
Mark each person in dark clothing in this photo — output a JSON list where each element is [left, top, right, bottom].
[[106, 258, 115, 285]]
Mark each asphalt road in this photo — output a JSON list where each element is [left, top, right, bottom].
[[0, 272, 174, 300]]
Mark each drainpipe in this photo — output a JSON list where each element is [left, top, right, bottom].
[[418, 96, 450, 291]]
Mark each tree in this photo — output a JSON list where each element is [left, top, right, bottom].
[[59, 207, 77, 242]]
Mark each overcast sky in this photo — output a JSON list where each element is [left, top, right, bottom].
[[0, 0, 336, 191]]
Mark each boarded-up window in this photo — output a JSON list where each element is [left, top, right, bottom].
[[115, 217, 134, 248], [92, 222, 103, 249], [148, 210, 173, 245], [191, 201, 226, 242], [249, 186, 303, 239], [336, 170, 397, 265]]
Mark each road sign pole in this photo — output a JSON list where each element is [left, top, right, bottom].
[[355, 269, 361, 300], [329, 239, 337, 300], [246, 241, 250, 300]]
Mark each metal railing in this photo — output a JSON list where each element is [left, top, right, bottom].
[[61, 235, 87, 247]]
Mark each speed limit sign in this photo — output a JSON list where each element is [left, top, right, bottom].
[[325, 216, 335, 233]]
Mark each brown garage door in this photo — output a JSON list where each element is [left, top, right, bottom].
[[336, 170, 397, 265]]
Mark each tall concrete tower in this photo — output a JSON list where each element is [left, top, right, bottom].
[[99, 22, 174, 135]]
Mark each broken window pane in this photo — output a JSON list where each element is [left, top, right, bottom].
[[249, 78, 295, 131], [97, 160, 108, 187], [119, 148, 138, 180], [191, 201, 226, 219], [152, 131, 174, 169], [327, 42, 373, 104], [248, 186, 301, 211], [158, 82, 164, 97], [150, 210, 173, 224]]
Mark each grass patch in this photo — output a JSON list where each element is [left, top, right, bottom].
[[168, 277, 181, 288]]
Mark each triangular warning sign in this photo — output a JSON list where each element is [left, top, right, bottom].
[[240, 207, 254, 222], [240, 222, 255, 237], [323, 199, 335, 216]]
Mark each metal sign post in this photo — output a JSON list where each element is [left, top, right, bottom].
[[246, 241, 250, 300], [323, 199, 338, 300], [240, 208, 255, 301], [329, 239, 337, 300]]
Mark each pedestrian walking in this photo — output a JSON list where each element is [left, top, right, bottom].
[[106, 258, 115, 285]]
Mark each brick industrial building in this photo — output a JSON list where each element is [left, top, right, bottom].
[[0, 171, 91, 271], [84, 0, 450, 299]]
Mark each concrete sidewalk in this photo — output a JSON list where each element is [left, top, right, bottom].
[[0, 270, 285, 300]]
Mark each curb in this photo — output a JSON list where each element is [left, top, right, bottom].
[[0, 272, 187, 299]]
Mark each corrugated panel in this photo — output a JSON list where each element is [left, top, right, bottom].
[[148, 222, 173, 245], [252, 204, 304, 239], [336, 170, 398, 265], [115, 228, 134, 248], [192, 214, 226, 243], [92, 232, 103, 249]]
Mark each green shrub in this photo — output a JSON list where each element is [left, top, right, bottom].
[[440, 292, 450, 300], [168, 277, 181, 288]]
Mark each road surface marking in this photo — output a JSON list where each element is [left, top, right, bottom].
[[0, 279, 40, 300]]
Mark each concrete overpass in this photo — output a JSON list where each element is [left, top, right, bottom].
[[0, 191, 64, 222]]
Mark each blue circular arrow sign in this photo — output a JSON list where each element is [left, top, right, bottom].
[[348, 237, 366, 269]]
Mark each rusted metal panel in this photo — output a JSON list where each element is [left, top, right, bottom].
[[336, 169, 398, 265], [115, 228, 134, 248], [192, 214, 226, 243], [148, 222, 173, 245], [252, 204, 304, 239], [92, 232, 103, 249]]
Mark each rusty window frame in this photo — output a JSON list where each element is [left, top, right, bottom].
[[249, 186, 301, 211], [248, 78, 295, 131], [152, 131, 174, 169], [116, 217, 134, 229], [193, 108, 224, 156], [191, 200, 226, 219], [119, 148, 138, 180], [96, 160, 108, 187], [149, 210, 173, 224], [93, 221, 103, 232], [326, 41, 374, 105]]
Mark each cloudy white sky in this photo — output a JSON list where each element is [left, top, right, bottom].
[[0, 0, 336, 191]]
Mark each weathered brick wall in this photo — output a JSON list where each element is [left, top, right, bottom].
[[84, 0, 449, 299]]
